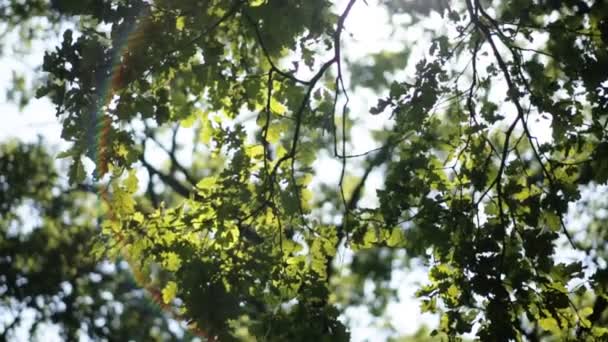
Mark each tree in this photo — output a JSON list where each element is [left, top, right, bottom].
[[3, 0, 608, 340], [0, 140, 202, 340]]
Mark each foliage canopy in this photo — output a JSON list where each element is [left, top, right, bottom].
[[3, 0, 608, 340]]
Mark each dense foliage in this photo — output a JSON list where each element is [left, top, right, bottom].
[[0, 141, 193, 340], [3, 0, 608, 340]]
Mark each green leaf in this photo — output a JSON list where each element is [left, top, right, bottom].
[[56, 149, 75, 159], [266, 123, 283, 143], [162, 252, 182, 272], [124, 169, 139, 194], [249, 0, 266, 7], [386, 227, 405, 247], [579, 307, 593, 328], [68, 157, 86, 184], [196, 176, 217, 190], [199, 119, 212, 144], [162, 281, 178, 304], [542, 212, 561, 232], [176, 16, 186, 31], [539, 317, 561, 334], [270, 98, 286, 114]]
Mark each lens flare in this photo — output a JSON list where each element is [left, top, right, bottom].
[[92, 9, 212, 340]]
